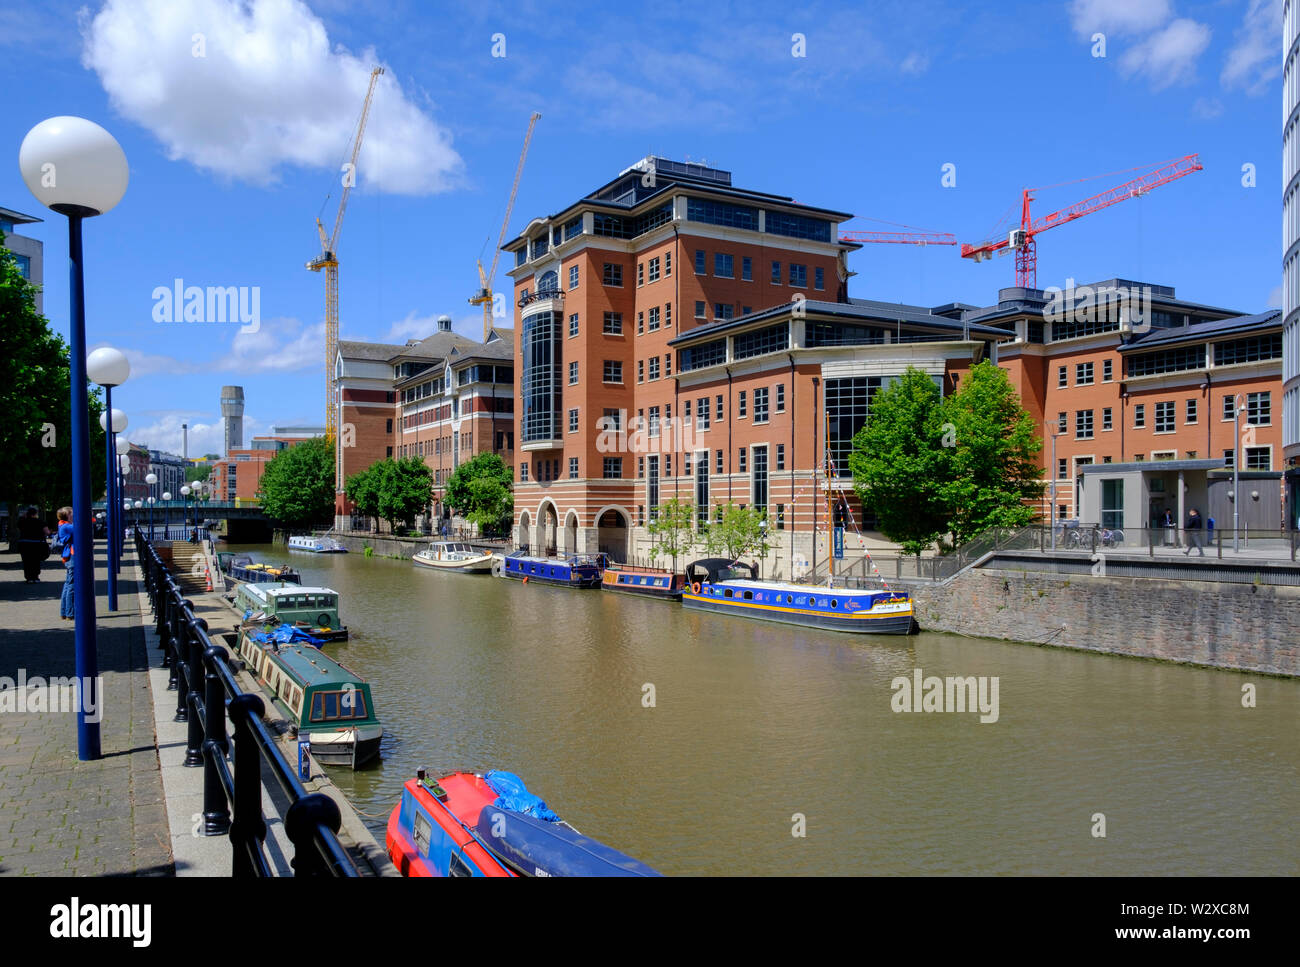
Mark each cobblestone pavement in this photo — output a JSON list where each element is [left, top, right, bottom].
[[0, 540, 173, 876]]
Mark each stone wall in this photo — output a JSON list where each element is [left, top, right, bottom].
[[909, 567, 1300, 677]]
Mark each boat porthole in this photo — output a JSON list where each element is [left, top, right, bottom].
[[786, 595, 793, 604], [831, 599, 838, 608], [317, 614, 330, 627]]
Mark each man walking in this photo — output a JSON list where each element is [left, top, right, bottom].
[[1184, 508, 1205, 557], [17, 506, 50, 582]]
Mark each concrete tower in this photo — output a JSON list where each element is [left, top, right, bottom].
[[221, 386, 244, 458]]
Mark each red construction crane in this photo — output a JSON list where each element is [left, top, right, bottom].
[[840, 224, 956, 246], [960, 154, 1203, 289]]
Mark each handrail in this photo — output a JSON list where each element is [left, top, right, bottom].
[[133, 525, 359, 877]]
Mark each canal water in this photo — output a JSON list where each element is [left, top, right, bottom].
[[232, 544, 1300, 875]]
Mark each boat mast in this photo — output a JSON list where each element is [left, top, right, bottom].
[[823, 403, 834, 584]]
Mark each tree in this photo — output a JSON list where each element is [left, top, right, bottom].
[[374, 457, 434, 533], [848, 368, 950, 557], [256, 437, 335, 531], [704, 502, 771, 563], [646, 498, 695, 571], [185, 465, 212, 484], [344, 464, 381, 532], [0, 232, 105, 517], [445, 453, 514, 536], [937, 361, 1043, 545]]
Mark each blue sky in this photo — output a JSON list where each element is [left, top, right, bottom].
[[1, 0, 1282, 457]]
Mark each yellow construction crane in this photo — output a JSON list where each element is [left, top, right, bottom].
[[309, 65, 384, 440], [471, 112, 541, 340]]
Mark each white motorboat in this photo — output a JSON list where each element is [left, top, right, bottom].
[[412, 540, 495, 573]]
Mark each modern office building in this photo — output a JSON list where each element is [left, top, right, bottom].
[[1, 205, 43, 314], [1284, 0, 1300, 524], [148, 450, 188, 499]]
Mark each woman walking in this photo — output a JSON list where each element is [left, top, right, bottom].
[[16, 507, 50, 582], [56, 507, 75, 619]]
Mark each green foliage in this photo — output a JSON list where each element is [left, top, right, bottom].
[[0, 232, 106, 513], [847, 368, 950, 557], [346, 457, 433, 531], [703, 502, 771, 563], [646, 497, 695, 571], [444, 453, 514, 535], [848, 362, 1043, 555], [185, 465, 212, 484], [256, 437, 335, 530], [937, 361, 1043, 545]]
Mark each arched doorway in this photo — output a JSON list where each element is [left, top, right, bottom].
[[596, 508, 629, 561], [564, 511, 579, 556], [540, 502, 558, 556], [517, 510, 531, 552]]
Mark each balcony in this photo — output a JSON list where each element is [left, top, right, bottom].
[[518, 288, 563, 309]]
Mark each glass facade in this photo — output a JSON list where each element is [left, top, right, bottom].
[[732, 323, 789, 361], [686, 197, 759, 231], [521, 312, 562, 442], [825, 376, 892, 475]]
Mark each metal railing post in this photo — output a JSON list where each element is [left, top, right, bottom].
[[285, 794, 345, 877], [201, 641, 231, 835], [1148, 528, 1154, 558], [228, 693, 268, 876], [183, 605, 204, 767]]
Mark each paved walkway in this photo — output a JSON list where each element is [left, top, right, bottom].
[[0, 540, 173, 876]]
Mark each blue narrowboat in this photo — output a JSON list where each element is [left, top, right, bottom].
[[682, 558, 915, 635], [498, 551, 604, 588]]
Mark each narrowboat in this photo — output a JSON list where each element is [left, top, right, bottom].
[[223, 553, 301, 585], [288, 534, 348, 553], [412, 540, 494, 574], [386, 768, 661, 877], [236, 636, 381, 769], [600, 563, 687, 600], [232, 581, 349, 642], [496, 551, 604, 588], [682, 558, 915, 635]]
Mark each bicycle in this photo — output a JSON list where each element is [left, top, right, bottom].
[[1099, 527, 1124, 548]]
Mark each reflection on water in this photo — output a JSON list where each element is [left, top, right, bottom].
[[231, 544, 1300, 875]]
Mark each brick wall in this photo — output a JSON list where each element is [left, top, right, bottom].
[[909, 568, 1300, 676]]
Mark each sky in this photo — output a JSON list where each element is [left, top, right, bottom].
[[1, 0, 1284, 459]]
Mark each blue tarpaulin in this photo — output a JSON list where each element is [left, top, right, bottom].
[[484, 770, 561, 822], [249, 624, 324, 647]]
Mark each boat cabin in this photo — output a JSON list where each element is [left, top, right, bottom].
[[234, 582, 343, 630]]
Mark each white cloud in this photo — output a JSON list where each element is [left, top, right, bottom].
[[1268, 284, 1282, 308], [1119, 18, 1212, 90], [126, 410, 267, 457], [899, 52, 930, 76], [383, 311, 442, 344], [212, 316, 325, 372], [1067, 0, 1172, 37], [1221, 0, 1283, 95], [80, 0, 463, 193], [1192, 96, 1224, 119]]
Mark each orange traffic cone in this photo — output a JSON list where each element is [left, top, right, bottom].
[[205, 567, 213, 592]]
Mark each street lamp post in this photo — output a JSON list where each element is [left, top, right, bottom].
[[1232, 394, 1247, 554], [181, 485, 191, 539], [1045, 420, 1068, 550], [145, 473, 157, 541], [162, 492, 172, 539], [94, 397, 128, 611], [116, 439, 130, 566], [20, 115, 129, 761]]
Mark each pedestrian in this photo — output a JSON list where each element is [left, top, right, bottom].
[[56, 506, 75, 619], [17, 506, 50, 583], [1184, 507, 1205, 557], [1162, 509, 1175, 546]]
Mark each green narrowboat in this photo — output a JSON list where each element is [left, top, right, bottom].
[[232, 581, 348, 642], [236, 635, 382, 769]]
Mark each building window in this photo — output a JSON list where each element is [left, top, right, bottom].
[[1185, 399, 1198, 424], [603, 311, 623, 335], [665, 251, 671, 276], [695, 250, 706, 274], [520, 463, 528, 482], [1102, 358, 1113, 382], [1223, 448, 1234, 469], [649, 357, 660, 380], [714, 304, 735, 320], [1057, 366, 1067, 388], [684, 399, 692, 420], [602, 408, 621, 433], [776, 383, 785, 413], [638, 311, 644, 335], [1214, 332, 1282, 366], [637, 261, 644, 287], [715, 253, 734, 278], [754, 387, 769, 423], [568, 265, 579, 290], [569, 361, 579, 385], [788, 264, 807, 288], [569, 457, 578, 479], [1245, 446, 1271, 470], [814, 266, 824, 291], [647, 455, 659, 517], [1076, 362, 1093, 385], [664, 353, 672, 377], [603, 457, 622, 479], [1075, 409, 1093, 440], [770, 261, 781, 284], [1222, 395, 1235, 421], [568, 408, 579, 433], [604, 360, 622, 384], [738, 390, 747, 418], [738, 448, 747, 473], [1134, 404, 1145, 428], [695, 455, 710, 528], [1057, 458, 1067, 479], [637, 359, 644, 383], [602, 263, 622, 287], [649, 406, 661, 437], [1155, 401, 1175, 433], [664, 303, 671, 328], [752, 445, 768, 509], [649, 306, 660, 331], [776, 504, 785, 529], [716, 394, 724, 421], [1057, 411, 1066, 433], [695, 301, 706, 319], [742, 256, 752, 281], [716, 449, 723, 474], [648, 256, 660, 283], [697, 396, 711, 430], [776, 443, 785, 470], [569, 313, 579, 337], [1102, 407, 1113, 430], [1246, 391, 1271, 425], [1128, 345, 1205, 377], [683, 452, 691, 476]]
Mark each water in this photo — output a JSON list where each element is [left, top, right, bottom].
[[231, 544, 1300, 876]]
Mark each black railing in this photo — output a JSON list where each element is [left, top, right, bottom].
[[134, 526, 359, 877], [517, 288, 563, 308]]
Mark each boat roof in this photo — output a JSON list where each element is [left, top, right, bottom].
[[707, 578, 897, 595], [268, 644, 367, 687], [244, 583, 337, 597]]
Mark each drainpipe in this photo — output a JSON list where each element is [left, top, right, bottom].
[[1203, 370, 1212, 460], [726, 366, 733, 503], [788, 353, 796, 579], [674, 223, 681, 501], [812, 376, 820, 578]]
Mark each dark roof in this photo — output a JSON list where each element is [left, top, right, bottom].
[[337, 340, 405, 361], [396, 330, 479, 362], [0, 206, 42, 226], [961, 278, 1242, 327], [669, 298, 1010, 346], [1118, 309, 1282, 352], [448, 333, 514, 367], [1079, 459, 1225, 474]]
